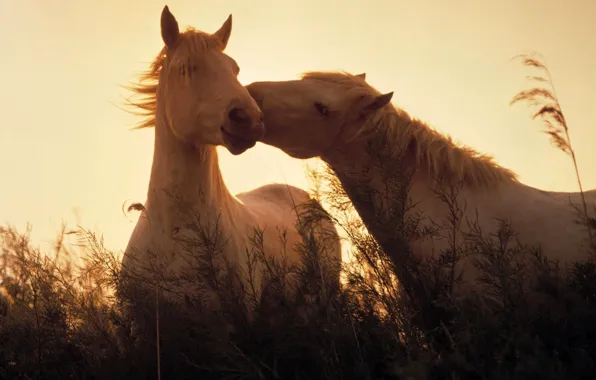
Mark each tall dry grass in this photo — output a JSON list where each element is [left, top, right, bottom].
[[510, 53, 595, 246]]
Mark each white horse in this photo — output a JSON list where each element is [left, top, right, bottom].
[[122, 7, 341, 314], [246, 71, 595, 293]]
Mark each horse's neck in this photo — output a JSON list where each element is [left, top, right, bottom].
[[325, 130, 486, 240], [325, 110, 431, 216], [145, 115, 237, 234], [325, 137, 414, 238], [325, 138, 436, 299], [329, 106, 526, 217]]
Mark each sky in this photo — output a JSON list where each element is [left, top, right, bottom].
[[1, 0, 595, 256]]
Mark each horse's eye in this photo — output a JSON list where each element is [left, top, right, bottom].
[[314, 102, 329, 116]]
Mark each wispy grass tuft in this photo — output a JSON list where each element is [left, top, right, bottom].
[[510, 52, 594, 246]]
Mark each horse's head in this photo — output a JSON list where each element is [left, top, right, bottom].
[[158, 6, 263, 155], [246, 72, 392, 159]]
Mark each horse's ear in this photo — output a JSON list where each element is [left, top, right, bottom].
[[355, 73, 366, 80], [359, 92, 393, 119], [365, 92, 393, 112], [161, 5, 179, 48], [213, 14, 233, 49]]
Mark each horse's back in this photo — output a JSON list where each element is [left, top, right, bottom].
[[237, 183, 310, 207], [237, 183, 335, 238], [237, 183, 342, 277]]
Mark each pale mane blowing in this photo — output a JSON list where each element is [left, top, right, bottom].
[[125, 28, 222, 130], [302, 71, 519, 189]]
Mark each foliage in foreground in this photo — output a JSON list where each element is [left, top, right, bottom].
[[1, 196, 596, 380], [2, 53, 596, 380]]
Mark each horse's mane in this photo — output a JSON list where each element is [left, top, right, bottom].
[[302, 71, 519, 189], [124, 28, 222, 129]]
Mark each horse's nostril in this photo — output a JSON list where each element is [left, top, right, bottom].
[[228, 107, 250, 124]]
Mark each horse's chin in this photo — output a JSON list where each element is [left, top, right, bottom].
[[284, 148, 317, 160], [221, 127, 257, 155], [223, 139, 256, 155]]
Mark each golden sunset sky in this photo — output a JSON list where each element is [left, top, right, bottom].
[[1, 0, 595, 255]]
